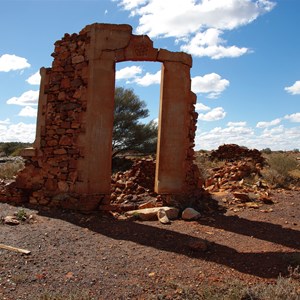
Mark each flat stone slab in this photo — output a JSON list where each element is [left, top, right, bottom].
[[125, 206, 179, 221], [181, 207, 201, 220]]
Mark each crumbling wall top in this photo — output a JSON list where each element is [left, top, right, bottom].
[[80, 23, 133, 35]]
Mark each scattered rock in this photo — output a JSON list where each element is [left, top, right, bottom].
[[157, 209, 170, 224], [182, 208, 201, 220], [233, 192, 251, 202], [3, 215, 20, 225], [259, 196, 274, 204], [125, 207, 179, 221]]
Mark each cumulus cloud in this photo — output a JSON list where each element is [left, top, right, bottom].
[[285, 81, 300, 95], [0, 54, 30, 72], [6, 90, 39, 106], [285, 113, 300, 123], [198, 107, 226, 121], [192, 73, 229, 98], [134, 70, 161, 86], [196, 124, 254, 149], [0, 122, 36, 143], [227, 121, 247, 127], [0, 118, 10, 125], [116, 65, 143, 80], [18, 106, 38, 118], [181, 28, 249, 59], [116, 0, 275, 59], [256, 118, 281, 128], [119, 0, 275, 37], [116, 66, 161, 86], [195, 103, 210, 111], [26, 71, 41, 85], [195, 123, 300, 151], [116, 0, 148, 11]]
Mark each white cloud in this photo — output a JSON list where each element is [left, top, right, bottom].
[[256, 118, 281, 128], [0, 122, 36, 143], [0, 54, 30, 72], [26, 71, 41, 85], [285, 81, 300, 95], [6, 90, 39, 106], [181, 29, 249, 59], [261, 125, 284, 136], [18, 106, 38, 118], [198, 107, 226, 121], [285, 113, 300, 123], [196, 124, 254, 149], [116, 0, 148, 11], [134, 70, 161, 86], [227, 121, 247, 127], [195, 124, 300, 151], [116, 65, 143, 80], [195, 103, 210, 111], [116, 0, 275, 59], [192, 73, 229, 98], [0, 118, 10, 125], [120, 0, 275, 38]]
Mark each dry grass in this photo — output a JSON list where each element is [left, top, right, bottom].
[[0, 158, 24, 180], [261, 152, 299, 188], [154, 270, 300, 300], [195, 150, 300, 189]]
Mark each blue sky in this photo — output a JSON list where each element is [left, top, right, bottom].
[[0, 0, 299, 150]]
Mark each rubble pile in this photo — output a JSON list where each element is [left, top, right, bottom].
[[210, 144, 265, 165], [204, 159, 264, 192], [203, 145, 273, 209], [110, 158, 161, 209]]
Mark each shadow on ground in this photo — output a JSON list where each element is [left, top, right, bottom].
[[36, 205, 300, 279]]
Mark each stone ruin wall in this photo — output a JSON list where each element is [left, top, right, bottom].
[[2, 23, 201, 211]]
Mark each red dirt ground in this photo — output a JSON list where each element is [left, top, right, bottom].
[[0, 190, 299, 299]]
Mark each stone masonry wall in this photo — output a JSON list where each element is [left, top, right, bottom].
[[14, 32, 99, 210], [1, 23, 202, 211]]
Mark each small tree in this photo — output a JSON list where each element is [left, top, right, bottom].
[[112, 87, 157, 157]]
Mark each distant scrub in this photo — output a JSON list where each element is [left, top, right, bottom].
[[0, 142, 32, 157], [262, 152, 299, 188]]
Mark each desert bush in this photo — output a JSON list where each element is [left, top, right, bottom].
[[262, 152, 299, 188], [0, 159, 24, 179]]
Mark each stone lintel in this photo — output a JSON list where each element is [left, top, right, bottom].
[[157, 49, 192, 67], [87, 24, 132, 55], [80, 23, 133, 35], [116, 34, 158, 62]]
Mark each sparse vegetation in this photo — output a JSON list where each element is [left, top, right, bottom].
[[0, 142, 32, 157], [194, 151, 223, 180], [0, 158, 24, 179], [39, 291, 92, 300], [14, 208, 28, 221], [195, 146, 300, 189], [262, 152, 299, 188], [154, 272, 300, 300]]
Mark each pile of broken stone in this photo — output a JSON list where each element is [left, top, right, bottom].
[[203, 144, 274, 210], [109, 158, 206, 223]]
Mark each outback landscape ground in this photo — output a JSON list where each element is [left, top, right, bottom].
[[0, 145, 300, 299]]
